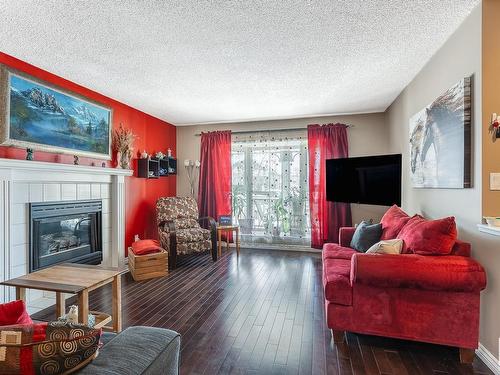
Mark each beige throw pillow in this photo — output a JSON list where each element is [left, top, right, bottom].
[[365, 239, 403, 254]]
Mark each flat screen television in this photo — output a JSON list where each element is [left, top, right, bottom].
[[326, 154, 401, 206]]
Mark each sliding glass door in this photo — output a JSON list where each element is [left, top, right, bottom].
[[231, 131, 310, 246]]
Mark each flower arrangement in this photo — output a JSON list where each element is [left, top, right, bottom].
[[112, 123, 136, 169]]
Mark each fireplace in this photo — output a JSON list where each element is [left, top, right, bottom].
[[29, 200, 103, 272]]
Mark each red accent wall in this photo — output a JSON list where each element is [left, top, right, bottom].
[[0, 52, 176, 254]]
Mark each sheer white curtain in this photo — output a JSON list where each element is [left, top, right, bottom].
[[231, 130, 310, 246]]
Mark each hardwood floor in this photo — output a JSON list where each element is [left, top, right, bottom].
[[33, 249, 492, 375]]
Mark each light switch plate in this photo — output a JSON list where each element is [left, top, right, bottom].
[[490, 173, 500, 190]]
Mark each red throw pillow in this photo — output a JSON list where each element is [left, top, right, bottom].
[[397, 215, 457, 255], [132, 239, 162, 256], [0, 300, 32, 326], [380, 205, 412, 240]]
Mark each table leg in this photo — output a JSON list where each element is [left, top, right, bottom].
[[218, 229, 222, 257], [112, 275, 122, 333], [77, 289, 89, 325], [15, 287, 26, 301], [227, 231, 230, 252], [55, 292, 65, 318], [236, 227, 240, 257]]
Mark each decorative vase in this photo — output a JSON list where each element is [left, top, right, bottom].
[[119, 150, 131, 169]]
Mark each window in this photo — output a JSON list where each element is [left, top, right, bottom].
[[231, 131, 310, 246]]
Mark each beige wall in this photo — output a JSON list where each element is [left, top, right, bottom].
[[176, 113, 390, 224], [387, 3, 500, 360], [482, 0, 500, 217]]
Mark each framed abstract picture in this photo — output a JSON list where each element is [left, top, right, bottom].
[[0, 65, 112, 159], [409, 77, 471, 188]]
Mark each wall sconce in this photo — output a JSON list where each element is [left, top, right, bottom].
[[489, 113, 500, 142], [184, 159, 200, 197]]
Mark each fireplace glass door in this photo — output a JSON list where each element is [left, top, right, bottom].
[[30, 200, 102, 272]]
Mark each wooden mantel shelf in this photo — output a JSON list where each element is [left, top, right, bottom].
[[477, 224, 500, 237], [0, 158, 132, 177]]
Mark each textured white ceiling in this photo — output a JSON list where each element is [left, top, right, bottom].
[[0, 1, 479, 125]]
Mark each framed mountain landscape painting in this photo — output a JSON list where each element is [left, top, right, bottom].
[[0, 65, 112, 159]]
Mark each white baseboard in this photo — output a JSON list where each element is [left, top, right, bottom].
[[476, 343, 500, 375]]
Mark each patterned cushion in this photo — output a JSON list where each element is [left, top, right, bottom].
[[158, 229, 212, 255], [173, 218, 199, 229], [157, 197, 198, 223], [0, 321, 101, 375], [177, 240, 212, 255], [176, 228, 210, 243]]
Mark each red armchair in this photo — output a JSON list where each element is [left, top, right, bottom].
[[323, 227, 486, 363]]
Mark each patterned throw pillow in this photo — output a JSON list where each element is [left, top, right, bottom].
[[0, 321, 101, 375]]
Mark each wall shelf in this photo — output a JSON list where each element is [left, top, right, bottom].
[[138, 159, 159, 179], [137, 157, 176, 179], [477, 223, 500, 237]]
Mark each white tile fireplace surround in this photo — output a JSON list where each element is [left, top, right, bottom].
[[0, 158, 132, 313]]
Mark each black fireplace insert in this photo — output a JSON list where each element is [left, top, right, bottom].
[[29, 200, 103, 272]]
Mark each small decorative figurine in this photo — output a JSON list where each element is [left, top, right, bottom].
[[140, 150, 149, 159], [58, 305, 95, 327], [26, 148, 33, 161], [74, 155, 79, 165], [91, 162, 96, 166], [65, 305, 78, 323], [167, 148, 172, 157], [102, 162, 106, 168]]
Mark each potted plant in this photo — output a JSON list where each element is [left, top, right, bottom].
[[272, 197, 290, 238], [232, 185, 253, 234]]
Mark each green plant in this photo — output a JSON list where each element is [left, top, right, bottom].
[[273, 197, 290, 235], [232, 185, 246, 220]]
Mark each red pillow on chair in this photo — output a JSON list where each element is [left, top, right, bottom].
[[132, 239, 162, 256], [380, 205, 412, 240], [397, 215, 457, 255], [0, 300, 32, 326]]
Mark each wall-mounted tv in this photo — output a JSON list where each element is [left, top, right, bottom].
[[326, 154, 402, 206]]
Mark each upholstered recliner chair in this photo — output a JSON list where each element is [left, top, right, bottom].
[[157, 197, 217, 269]]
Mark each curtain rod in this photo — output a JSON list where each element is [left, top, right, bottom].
[[194, 124, 354, 136]]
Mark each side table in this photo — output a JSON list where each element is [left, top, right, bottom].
[[217, 225, 240, 257]]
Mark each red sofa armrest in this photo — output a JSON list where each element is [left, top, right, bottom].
[[350, 253, 486, 293], [339, 227, 356, 247]]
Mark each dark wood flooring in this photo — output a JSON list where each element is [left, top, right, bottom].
[[33, 249, 492, 375]]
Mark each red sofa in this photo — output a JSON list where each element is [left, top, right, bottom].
[[323, 227, 486, 363]]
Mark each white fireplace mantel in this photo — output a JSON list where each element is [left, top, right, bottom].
[[0, 158, 132, 179], [0, 157, 132, 304]]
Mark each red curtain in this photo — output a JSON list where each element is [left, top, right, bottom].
[[198, 130, 232, 224], [308, 123, 352, 248]]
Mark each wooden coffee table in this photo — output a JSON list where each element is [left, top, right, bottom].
[[1, 263, 126, 332]]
